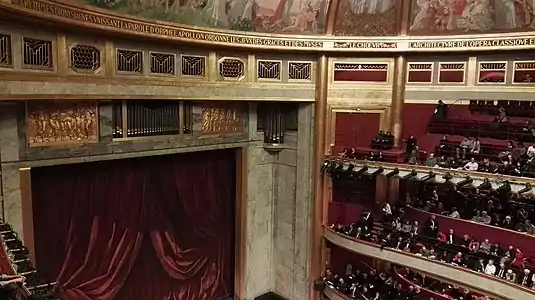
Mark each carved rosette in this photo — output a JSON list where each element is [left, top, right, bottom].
[[199, 103, 244, 135], [26, 101, 99, 147]]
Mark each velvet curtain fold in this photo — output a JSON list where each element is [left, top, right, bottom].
[[32, 150, 236, 300]]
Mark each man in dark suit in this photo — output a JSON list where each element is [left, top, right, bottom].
[[519, 269, 532, 287], [424, 215, 439, 237], [357, 210, 374, 229]]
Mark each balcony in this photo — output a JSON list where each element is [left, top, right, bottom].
[[324, 227, 535, 300], [324, 286, 348, 300], [323, 157, 535, 192]]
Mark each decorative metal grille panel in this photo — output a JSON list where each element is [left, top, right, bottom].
[[150, 52, 175, 75], [258, 60, 281, 80], [219, 58, 244, 79], [116, 49, 142, 73], [440, 63, 466, 70], [480, 62, 507, 70], [70, 44, 100, 71], [409, 63, 432, 70], [515, 62, 535, 70], [408, 62, 433, 83], [23, 38, 53, 69], [0, 34, 11, 66], [181, 55, 205, 77], [288, 62, 312, 81]]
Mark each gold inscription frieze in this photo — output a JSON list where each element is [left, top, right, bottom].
[[334, 42, 397, 49], [410, 38, 535, 49], [26, 101, 98, 147], [201, 105, 244, 135]]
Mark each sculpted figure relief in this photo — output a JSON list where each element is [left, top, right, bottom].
[[201, 106, 243, 134], [27, 102, 98, 146], [78, 0, 328, 34], [410, 0, 535, 34]]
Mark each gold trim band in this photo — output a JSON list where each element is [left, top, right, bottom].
[[3, 0, 535, 52]]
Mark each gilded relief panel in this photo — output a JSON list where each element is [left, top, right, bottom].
[[409, 0, 535, 35], [334, 0, 401, 36], [198, 103, 245, 134], [75, 0, 329, 34], [26, 101, 98, 147]]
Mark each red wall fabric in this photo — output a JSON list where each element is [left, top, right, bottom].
[[334, 112, 380, 152], [327, 202, 365, 225], [31, 150, 236, 300], [405, 207, 535, 258], [329, 244, 375, 275], [401, 104, 436, 140]]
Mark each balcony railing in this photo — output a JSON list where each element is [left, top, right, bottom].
[[322, 156, 535, 192]]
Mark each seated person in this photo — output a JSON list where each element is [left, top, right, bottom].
[[438, 135, 452, 156], [404, 135, 417, 156], [478, 158, 492, 173], [471, 138, 481, 155], [462, 158, 478, 171], [0, 274, 25, 300], [376, 151, 384, 162], [491, 106, 508, 129], [339, 148, 349, 157], [366, 151, 377, 161], [425, 153, 438, 167], [456, 137, 474, 160]]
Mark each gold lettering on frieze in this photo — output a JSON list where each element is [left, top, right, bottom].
[[9, 0, 323, 48], [201, 106, 243, 134], [410, 38, 535, 49], [26, 101, 98, 147], [334, 42, 397, 49]]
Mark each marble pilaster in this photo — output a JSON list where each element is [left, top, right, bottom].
[[0, 103, 23, 235], [244, 142, 275, 299]]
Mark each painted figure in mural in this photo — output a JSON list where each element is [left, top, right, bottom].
[[347, 0, 394, 14], [410, 0, 535, 33]]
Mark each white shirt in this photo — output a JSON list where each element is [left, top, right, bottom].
[[450, 211, 460, 218], [383, 203, 392, 215], [485, 264, 496, 275], [528, 146, 535, 157], [464, 161, 479, 171]]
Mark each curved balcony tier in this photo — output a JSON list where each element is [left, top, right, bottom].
[[324, 227, 535, 300], [323, 157, 535, 192], [2, 0, 535, 52]]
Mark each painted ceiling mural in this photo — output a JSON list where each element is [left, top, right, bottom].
[[74, 0, 330, 34], [334, 0, 401, 36], [409, 0, 535, 35]]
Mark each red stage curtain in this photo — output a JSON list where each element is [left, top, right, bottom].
[[31, 150, 235, 300]]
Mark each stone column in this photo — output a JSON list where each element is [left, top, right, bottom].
[[310, 55, 328, 300], [390, 55, 407, 147]]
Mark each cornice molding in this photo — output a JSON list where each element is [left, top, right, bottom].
[[324, 228, 535, 300], [2, 0, 535, 53]]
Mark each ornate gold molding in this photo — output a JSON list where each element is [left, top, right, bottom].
[[3, 0, 535, 52]]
